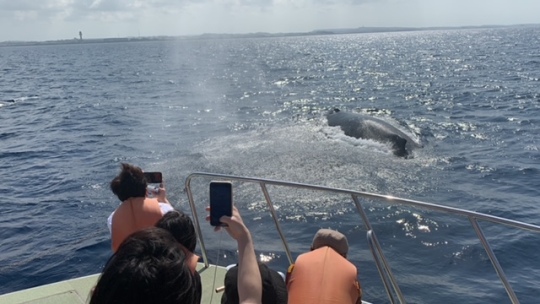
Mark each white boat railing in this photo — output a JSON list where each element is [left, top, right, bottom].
[[185, 172, 540, 304]]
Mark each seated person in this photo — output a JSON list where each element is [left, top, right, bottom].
[[209, 206, 263, 304], [156, 209, 200, 274], [90, 227, 201, 304], [107, 163, 173, 252], [221, 262, 288, 304], [287, 229, 362, 304]]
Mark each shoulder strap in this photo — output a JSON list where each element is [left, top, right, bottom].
[[285, 264, 295, 284]]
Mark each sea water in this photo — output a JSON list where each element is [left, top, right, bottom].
[[1, 25, 539, 303]]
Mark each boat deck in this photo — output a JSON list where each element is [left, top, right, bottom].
[[0, 263, 227, 304]]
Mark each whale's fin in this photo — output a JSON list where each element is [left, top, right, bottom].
[[389, 135, 408, 157]]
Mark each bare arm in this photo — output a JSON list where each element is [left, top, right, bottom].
[[156, 182, 170, 205], [219, 207, 262, 304]]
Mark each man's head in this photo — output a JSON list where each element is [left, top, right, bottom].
[[110, 163, 147, 201], [311, 228, 349, 258], [90, 227, 201, 304]]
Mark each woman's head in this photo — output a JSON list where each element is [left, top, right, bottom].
[[156, 210, 197, 252], [90, 227, 201, 304], [110, 163, 147, 201]]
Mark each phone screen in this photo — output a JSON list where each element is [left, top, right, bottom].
[[144, 172, 163, 184], [209, 181, 232, 226]]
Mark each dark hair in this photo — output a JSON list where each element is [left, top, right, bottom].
[[110, 163, 147, 201], [221, 262, 288, 304], [156, 210, 197, 252], [90, 227, 201, 304]]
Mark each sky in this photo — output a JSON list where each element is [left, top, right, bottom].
[[0, 0, 538, 42]]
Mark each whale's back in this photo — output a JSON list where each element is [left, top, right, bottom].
[[326, 110, 420, 157]]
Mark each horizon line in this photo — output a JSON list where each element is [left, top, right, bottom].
[[1, 23, 538, 45]]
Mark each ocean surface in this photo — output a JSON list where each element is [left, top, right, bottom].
[[1, 25, 540, 303]]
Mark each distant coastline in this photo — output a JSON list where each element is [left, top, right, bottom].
[[1, 24, 537, 47]]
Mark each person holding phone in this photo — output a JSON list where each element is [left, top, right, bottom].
[[107, 163, 173, 252], [207, 203, 263, 304]]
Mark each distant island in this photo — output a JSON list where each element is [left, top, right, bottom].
[[1, 24, 538, 47]]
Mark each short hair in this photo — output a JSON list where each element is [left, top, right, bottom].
[[156, 210, 197, 252], [110, 163, 147, 201], [222, 262, 288, 304], [90, 227, 201, 304]]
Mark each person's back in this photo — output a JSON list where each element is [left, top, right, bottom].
[[111, 197, 163, 251], [287, 229, 361, 304], [109, 163, 171, 252], [287, 246, 360, 304]]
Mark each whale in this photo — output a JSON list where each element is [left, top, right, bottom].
[[326, 109, 421, 157]]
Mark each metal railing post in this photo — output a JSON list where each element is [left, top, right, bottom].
[[353, 195, 406, 304], [259, 182, 294, 265], [185, 176, 209, 268], [469, 217, 520, 304]]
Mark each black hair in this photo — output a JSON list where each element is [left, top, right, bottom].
[[90, 227, 201, 304], [221, 262, 288, 304], [156, 210, 197, 253], [110, 163, 147, 201]]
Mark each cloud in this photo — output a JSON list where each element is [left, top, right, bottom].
[[1, 0, 540, 42], [312, 0, 376, 4], [0, 0, 71, 14], [0, 0, 56, 11], [81, 0, 189, 11]]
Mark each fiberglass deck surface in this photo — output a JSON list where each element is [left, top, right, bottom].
[[0, 263, 227, 304]]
